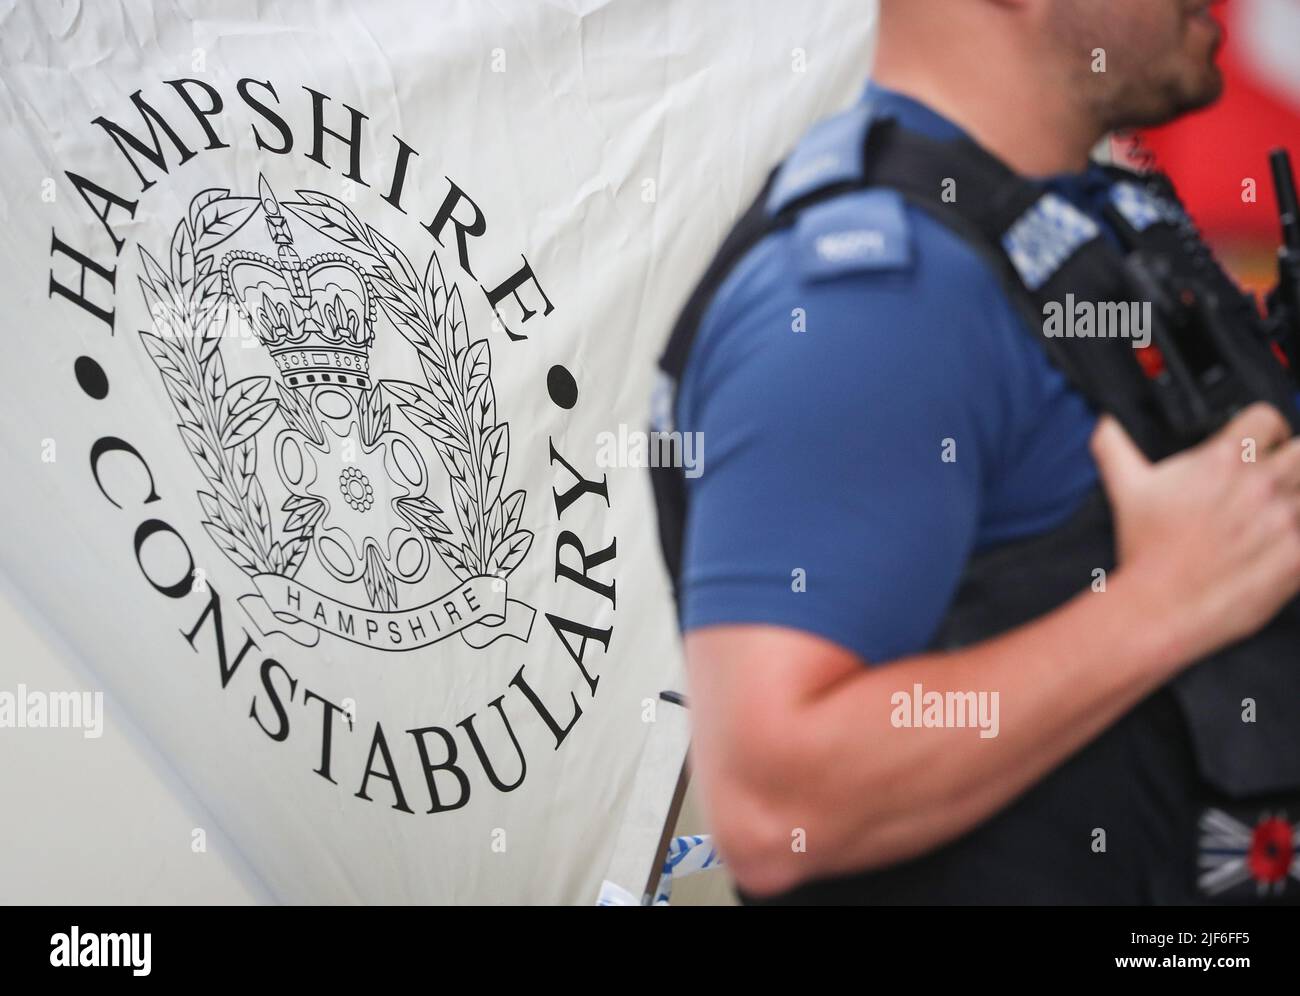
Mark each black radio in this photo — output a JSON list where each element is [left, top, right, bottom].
[[1114, 148, 1300, 454]]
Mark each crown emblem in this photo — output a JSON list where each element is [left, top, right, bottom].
[[222, 176, 376, 390]]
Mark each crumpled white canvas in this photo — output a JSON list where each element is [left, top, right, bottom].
[[0, 0, 875, 903]]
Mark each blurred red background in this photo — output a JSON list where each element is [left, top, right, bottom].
[[1116, 0, 1300, 295]]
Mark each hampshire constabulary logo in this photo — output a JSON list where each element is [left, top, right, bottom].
[[138, 175, 534, 651], [47, 79, 619, 817], [1198, 808, 1300, 899]]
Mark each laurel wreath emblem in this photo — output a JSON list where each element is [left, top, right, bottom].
[[136, 189, 309, 580], [135, 185, 533, 608]]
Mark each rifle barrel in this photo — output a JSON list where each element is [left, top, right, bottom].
[[1271, 148, 1300, 251]]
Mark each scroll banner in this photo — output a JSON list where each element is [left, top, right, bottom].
[[239, 574, 535, 650]]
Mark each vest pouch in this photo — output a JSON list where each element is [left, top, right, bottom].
[[1170, 601, 1300, 798]]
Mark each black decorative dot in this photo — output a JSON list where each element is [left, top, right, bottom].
[[547, 364, 577, 409], [75, 356, 108, 399]]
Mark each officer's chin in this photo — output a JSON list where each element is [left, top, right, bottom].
[[1122, 66, 1225, 132], [1172, 66, 1226, 119]]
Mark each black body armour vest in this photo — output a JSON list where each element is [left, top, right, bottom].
[[651, 109, 1300, 904]]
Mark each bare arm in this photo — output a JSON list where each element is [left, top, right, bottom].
[[688, 405, 1300, 896]]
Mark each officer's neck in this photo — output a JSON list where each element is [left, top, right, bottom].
[[870, 69, 1103, 180]]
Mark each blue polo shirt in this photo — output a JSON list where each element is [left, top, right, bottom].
[[675, 83, 1111, 664]]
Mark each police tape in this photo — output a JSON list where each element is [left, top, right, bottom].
[[654, 834, 724, 905], [596, 834, 725, 906]]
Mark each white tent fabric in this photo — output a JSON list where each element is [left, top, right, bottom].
[[0, 0, 875, 903]]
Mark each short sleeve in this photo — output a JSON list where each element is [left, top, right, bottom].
[[675, 213, 1041, 664]]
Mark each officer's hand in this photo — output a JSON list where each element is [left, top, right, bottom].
[[1091, 403, 1300, 661]]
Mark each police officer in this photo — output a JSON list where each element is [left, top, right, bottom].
[[652, 0, 1300, 903]]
